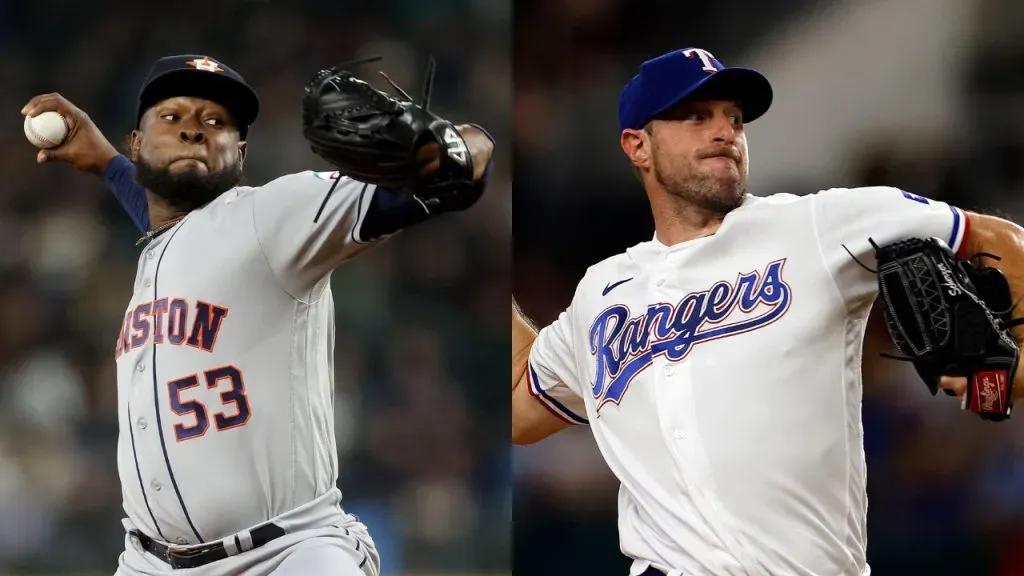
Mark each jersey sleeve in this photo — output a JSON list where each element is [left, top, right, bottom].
[[527, 306, 589, 426], [251, 170, 387, 298], [102, 154, 149, 233], [811, 186, 970, 305]]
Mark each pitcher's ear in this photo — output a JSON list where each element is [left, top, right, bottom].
[[128, 130, 142, 162]]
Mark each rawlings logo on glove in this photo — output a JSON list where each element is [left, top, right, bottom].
[[864, 236, 1023, 421]]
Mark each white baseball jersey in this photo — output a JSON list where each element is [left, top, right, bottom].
[[114, 171, 383, 549], [527, 186, 969, 576]]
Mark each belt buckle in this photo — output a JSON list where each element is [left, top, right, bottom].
[[170, 540, 218, 559], [168, 546, 206, 560], [166, 543, 212, 570]]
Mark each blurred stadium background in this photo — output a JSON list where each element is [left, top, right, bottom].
[[0, 1, 509, 575], [514, 0, 1024, 575]]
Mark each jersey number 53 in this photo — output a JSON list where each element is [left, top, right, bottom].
[[167, 365, 251, 442]]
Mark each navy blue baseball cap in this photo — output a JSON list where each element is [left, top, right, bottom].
[[618, 48, 773, 133], [137, 55, 260, 139]]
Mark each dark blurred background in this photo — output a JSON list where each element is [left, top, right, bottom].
[[513, 0, 1024, 575], [0, 1, 509, 575]]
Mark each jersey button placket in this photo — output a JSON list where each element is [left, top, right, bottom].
[[654, 250, 698, 473], [127, 242, 163, 537], [669, 360, 722, 521], [651, 250, 679, 441], [653, 260, 669, 289], [658, 365, 688, 444], [656, 248, 681, 289]]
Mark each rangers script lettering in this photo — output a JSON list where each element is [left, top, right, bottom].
[[590, 259, 792, 409]]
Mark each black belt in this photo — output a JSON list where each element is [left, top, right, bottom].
[[641, 568, 668, 576], [131, 523, 286, 569]]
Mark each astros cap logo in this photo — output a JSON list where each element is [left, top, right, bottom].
[[187, 57, 223, 73]]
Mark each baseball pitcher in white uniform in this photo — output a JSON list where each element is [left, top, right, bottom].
[[511, 47, 1024, 576], [21, 54, 495, 575]]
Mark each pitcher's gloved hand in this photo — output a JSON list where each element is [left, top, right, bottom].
[[301, 57, 488, 215], [872, 236, 1023, 421]]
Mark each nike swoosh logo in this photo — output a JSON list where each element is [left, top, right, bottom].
[[602, 277, 634, 296]]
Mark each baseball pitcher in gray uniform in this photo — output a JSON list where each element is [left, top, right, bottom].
[[20, 54, 495, 576]]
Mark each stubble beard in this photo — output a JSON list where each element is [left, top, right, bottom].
[[652, 153, 747, 217]]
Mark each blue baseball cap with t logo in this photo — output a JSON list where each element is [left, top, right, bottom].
[[617, 48, 773, 133]]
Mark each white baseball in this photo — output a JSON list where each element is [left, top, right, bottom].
[[24, 111, 68, 149]]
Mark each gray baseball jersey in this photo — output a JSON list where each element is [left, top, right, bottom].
[[113, 170, 381, 566]]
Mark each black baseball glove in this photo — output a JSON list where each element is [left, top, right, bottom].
[[871, 236, 1022, 421], [301, 56, 482, 214]]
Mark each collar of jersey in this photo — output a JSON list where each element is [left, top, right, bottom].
[[648, 194, 757, 252]]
